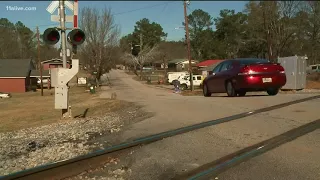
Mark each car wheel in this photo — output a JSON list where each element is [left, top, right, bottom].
[[237, 90, 246, 97], [267, 88, 279, 96], [203, 83, 211, 97], [226, 81, 236, 97], [180, 84, 187, 90]]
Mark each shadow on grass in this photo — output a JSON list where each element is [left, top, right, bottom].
[[74, 108, 89, 118]]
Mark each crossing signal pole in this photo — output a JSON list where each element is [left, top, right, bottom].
[[44, 0, 85, 119], [37, 26, 44, 96], [184, 0, 194, 91]]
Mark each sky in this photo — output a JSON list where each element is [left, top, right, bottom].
[[0, 1, 247, 41]]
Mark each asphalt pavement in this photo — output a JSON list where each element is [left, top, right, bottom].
[[97, 70, 320, 180]]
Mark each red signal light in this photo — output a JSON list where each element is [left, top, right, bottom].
[[43, 28, 60, 45], [67, 29, 85, 45], [74, 34, 83, 42]]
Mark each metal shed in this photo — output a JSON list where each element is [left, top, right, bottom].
[[278, 56, 307, 90]]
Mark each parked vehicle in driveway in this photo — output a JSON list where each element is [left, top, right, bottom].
[[202, 58, 286, 97], [0, 92, 11, 98], [37, 78, 48, 84], [179, 75, 203, 90], [307, 64, 320, 74], [167, 72, 189, 84]]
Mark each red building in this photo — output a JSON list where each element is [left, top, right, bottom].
[[196, 59, 224, 77], [196, 59, 224, 68], [0, 59, 34, 93]]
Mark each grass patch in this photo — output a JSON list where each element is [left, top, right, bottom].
[[180, 89, 203, 96], [0, 86, 123, 133]]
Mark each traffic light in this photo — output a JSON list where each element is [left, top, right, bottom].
[[131, 45, 140, 56], [67, 29, 85, 45], [43, 28, 60, 45]]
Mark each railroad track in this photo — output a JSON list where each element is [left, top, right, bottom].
[[1, 95, 320, 180]]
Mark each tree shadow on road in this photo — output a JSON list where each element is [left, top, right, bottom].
[[211, 94, 268, 98]]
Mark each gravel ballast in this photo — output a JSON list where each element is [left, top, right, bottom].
[[0, 105, 150, 176]]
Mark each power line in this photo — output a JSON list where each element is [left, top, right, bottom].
[[18, 1, 178, 30], [113, 1, 176, 16]]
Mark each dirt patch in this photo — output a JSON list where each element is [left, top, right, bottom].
[[307, 73, 320, 81], [306, 80, 320, 89], [0, 86, 124, 132]]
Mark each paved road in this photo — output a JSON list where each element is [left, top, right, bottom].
[[97, 70, 320, 180]]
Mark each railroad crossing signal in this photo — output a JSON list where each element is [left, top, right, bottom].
[[131, 44, 140, 56], [43, 28, 85, 47], [47, 1, 77, 24], [43, 28, 60, 45], [67, 29, 85, 45]]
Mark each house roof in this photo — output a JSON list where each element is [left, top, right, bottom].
[[168, 59, 188, 64], [199, 61, 223, 71], [196, 59, 224, 67], [0, 59, 33, 78], [177, 60, 198, 64], [30, 70, 50, 78], [42, 59, 71, 64]]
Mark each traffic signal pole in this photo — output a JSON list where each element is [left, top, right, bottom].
[[59, 0, 69, 117], [183, 1, 193, 91]]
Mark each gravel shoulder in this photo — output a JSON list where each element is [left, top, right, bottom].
[[0, 90, 151, 176]]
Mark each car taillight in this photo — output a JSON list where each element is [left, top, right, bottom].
[[278, 66, 285, 74], [238, 66, 254, 75]]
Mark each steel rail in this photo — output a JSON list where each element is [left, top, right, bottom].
[[1, 95, 319, 180], [174, 119, 320, 180]]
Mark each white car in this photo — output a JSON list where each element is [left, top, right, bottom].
[[37, 78, 49, 84], [167, 72, 189, 84], [179, 75, 203, 90], [0, 92, 11, 98]]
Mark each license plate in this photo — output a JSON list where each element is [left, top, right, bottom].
[[262, 78, 272, 83]]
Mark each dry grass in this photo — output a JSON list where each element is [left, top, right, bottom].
[[0, 86, 123, 133], [70, 70, 90, 84], [306, 80, 320, 89]]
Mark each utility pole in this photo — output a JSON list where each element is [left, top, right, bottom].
[[59, 0, 69, 117], [37, 26, 44, 96], [140, 32, 143, 50], [262, 5, 273, 62], [184, 0, 193, 91]]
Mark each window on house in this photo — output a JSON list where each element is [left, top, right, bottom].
[[197, 76, 201, 80]]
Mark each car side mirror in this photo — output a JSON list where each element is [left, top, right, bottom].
[[212, 72, 216, 76]]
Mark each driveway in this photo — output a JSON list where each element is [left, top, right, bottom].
[[96, 70, 320, 180]]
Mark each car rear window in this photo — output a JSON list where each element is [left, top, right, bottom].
[[238, 59, 269, 66]]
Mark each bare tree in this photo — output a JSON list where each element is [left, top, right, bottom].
[[80, 7, 120, 80], [124, 45, 159, 79]]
